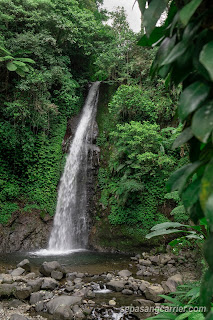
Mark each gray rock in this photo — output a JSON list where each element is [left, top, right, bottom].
[[118, 270, 132, 277], [10, 315, 29, 320], [74, 278, 82, 284], [106, 280, 126, 292], [122, 289, 133, 295], [41, 277, 58, 290], [39, 261, 63, 277], [85, 289, 95, 298], [2, 274, 13, 284], [27, 278, 42, 292], [82, 307, 92, 316], [0, 283, 16, 297], [66, 272, 77, 281], [76, 273, 84, 278], [47, 295, 82, 314], [44, 291, 54, 299], [72, 305, 85, 319], [14, 286, 31, 300], [144, 284, 164, 302], [17, 259, 31, 273], [139, 280, 150, 293], [35, 301, 45, 312], [150, 256, 160, 265], [164, 274, 183, 292], [11, 268, 25, 277], [8, 299, 26, 308], [30, 292, 44, 305], [133, 298, 155, 307], [51, 270, 63, 280], [53, 305, 74, 319], [136, 270, 144, 276], [106, 273, 113, 280], [139, 259, 151, 266], [24, 273, 36, 280]]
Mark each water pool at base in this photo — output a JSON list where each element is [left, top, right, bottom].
[[0, 250, 132, 274]]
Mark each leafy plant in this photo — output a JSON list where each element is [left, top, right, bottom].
[[138, 0, 213, 316]]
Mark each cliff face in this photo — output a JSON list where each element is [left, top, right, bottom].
[[0, 211, 52, 252]]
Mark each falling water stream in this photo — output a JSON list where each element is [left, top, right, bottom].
[[46, 81, 100, 253]]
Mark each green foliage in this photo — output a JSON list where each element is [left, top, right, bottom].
[[138, 0, 213, 315], [147, 282, 204, 320], [0, 0, 110, 223], [97, 81, 183, 236]]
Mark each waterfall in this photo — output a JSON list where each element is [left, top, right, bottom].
[[47, 81, 100, 253]]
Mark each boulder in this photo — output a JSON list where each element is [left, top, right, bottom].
[[150, 256, 160, 265], [133, 298, 155, 307], [17, 259, 31, 272], [8, 299, 26, 308], [122, 289, 133, 295], [11, 268, 25, 277], [109, 300, 116, 306], [14, 286, 31, 300], [106, 280, 126, 292], [51, 270, 63, 280], [35, 301, 45, 312], [66, 272, 77, 281], [0, 283, 16, 297], [39, 261, 63, 277], [53, 305, 74, 320], [72, 305, 85, 319], [10, 315, 29, 320], [24, 273, 36, 280], [118, 270, 132, 277], [2, 274, 13, 284], [163, 274, 183, 292], [138, 259, 151, 266], [41, 277, 58, 290], [144, 284, 164, 302], [139, 280, 150, 293], [47, 295, 82, 314], [27, 278, 42, 292], [30, 292, 44, 305]]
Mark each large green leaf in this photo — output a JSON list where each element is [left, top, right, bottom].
[[205, 311, 213, 320], [189, 201, 204, 224], [203, 238, 213, 274], [170, 46, 194, 85], [150, 35, 176, 76], [200, 269, 213, 312], [138, 27, 165, 46], [161, 40, 188, 65], [200, 158, 213, 210], [172, 127, 193, 149], [192, 101, 213, 143], [137, 0, 146, 14], [176, 312, 194, 320], [167, 161, 202, 193], [182, 177, 201, 209], [146, 228, 183, 239], [6, 61, 17, 71], [205, 194, 213, 232], [151, 222, 184, 231], [178, 82, 210, 121], [179, 0, 202, 26], [18, 57, 35, 64], [143, 0, 169, 37], [199, 41, 213, 81]]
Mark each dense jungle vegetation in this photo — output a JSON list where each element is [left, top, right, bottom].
[[0, 0, 185, 234]]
